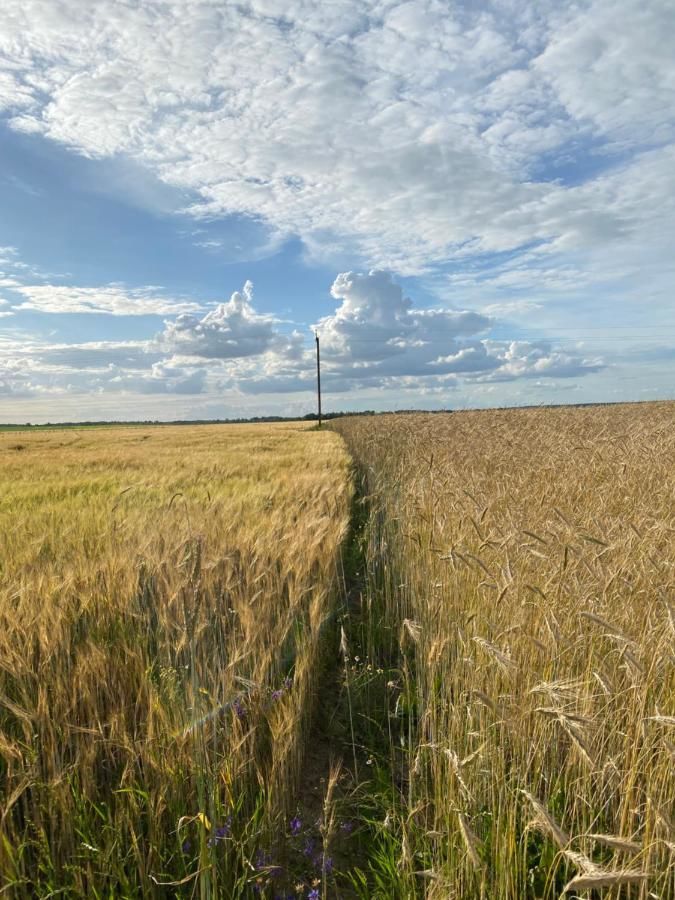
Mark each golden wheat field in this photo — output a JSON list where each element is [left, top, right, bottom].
[[1, 403, 674, 900], [333, 401, 675, 899], [0, 423, 352, 898]]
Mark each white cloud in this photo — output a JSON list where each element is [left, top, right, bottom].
[[311, 271, 600, 386], [0, 70, 35, 113], [481, 299, 543, 317], [0, 344, 206, 397], [0, 271, 606, 405], [476, 340, 603, 382], [534, 0, 675, 147], [1, 249, 204, 317], [0, 0, 672, 280], [27, 340, 159, 370], [161, 281, 283, 358], [317, 270, 491, 368], [0, 355, 41, 396], [102, 362, 207, 395], [8, 283, 202, 316], [227, 270, 604, 394], [0, 246, 24, 272]]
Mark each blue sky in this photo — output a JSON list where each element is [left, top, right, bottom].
[[0, 0, 673, 422]]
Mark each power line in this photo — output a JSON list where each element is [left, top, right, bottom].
[[312, 336, 675, 345]]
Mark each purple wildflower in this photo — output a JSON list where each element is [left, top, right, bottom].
[[232, 697, 246, 719], [181, 839, 191, 854], [283, 676, 293, 690], [311, 851, 334, 875], [271, 688, 284, 701], [290, 815, 302, 836], [340, 820, 354, 834], [308, 890, 320, 900], [207, 818, 231, 847], [302, 836, 315, 857], [254, 848, 272, 870]]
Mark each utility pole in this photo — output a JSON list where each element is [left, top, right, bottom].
[[315, 331, 322, 428]]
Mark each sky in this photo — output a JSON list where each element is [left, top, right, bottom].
[[0, 0, 673, 423]]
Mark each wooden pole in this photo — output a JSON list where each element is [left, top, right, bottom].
[[315, 331, 322, 428]]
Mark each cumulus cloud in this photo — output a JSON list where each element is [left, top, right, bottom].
[[312, 271, 601, 387], [321, 270, 491, 357], [313, 270, 493, 381], [0, 271, 605, 405], [161, 281, 282, 358], [227, 270, 604, 395]]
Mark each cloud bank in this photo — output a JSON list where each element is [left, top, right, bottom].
[[0, 272, 603, 405]]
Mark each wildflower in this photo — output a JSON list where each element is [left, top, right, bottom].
[[207, 818, 231, 847], [339, 820, 354, 834], [181, 839, 192, 854], [232, 697, 246, 719], [284, 675, 293, 690], [290, 815, 302, 836], [313, 853, 333, 874], [254, 848, 272, 869], [271, 688, 284, 701], [302, 836, 315, 857], [308, 890, 320, 900]]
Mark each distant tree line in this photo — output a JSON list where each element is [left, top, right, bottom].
[[0, 398, 661, 431]]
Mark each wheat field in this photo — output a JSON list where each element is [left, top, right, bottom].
[[0, 423, 352, 897], [1, 405, 673, 899], [333, 402, 675, 899]]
